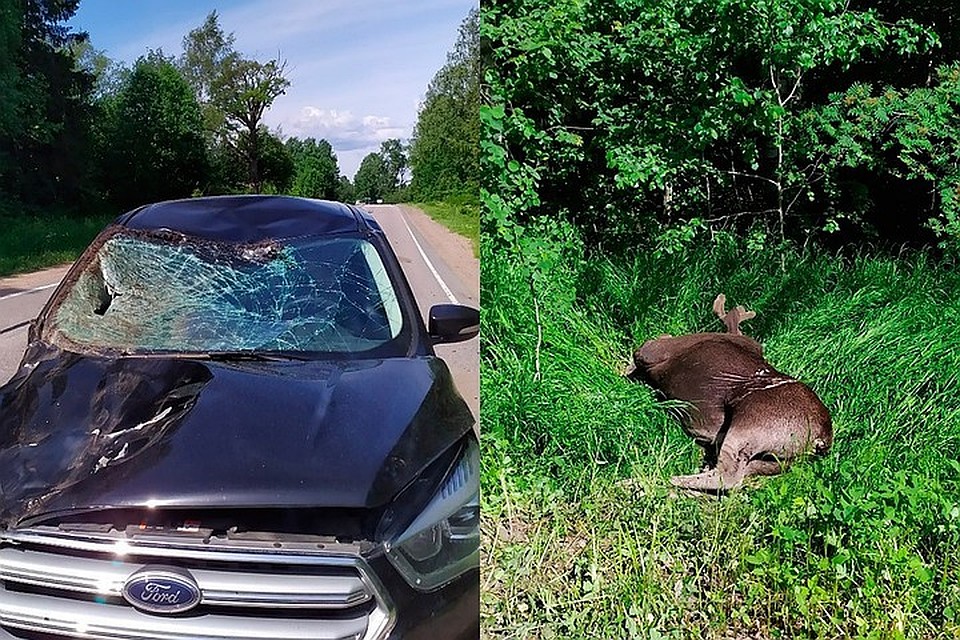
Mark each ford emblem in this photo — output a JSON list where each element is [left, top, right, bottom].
[[121, 565, 202, 614]]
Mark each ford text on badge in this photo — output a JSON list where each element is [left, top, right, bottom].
[[122, 566, 202, 614]]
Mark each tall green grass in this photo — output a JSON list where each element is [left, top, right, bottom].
[[412, 198, 479, 256], [481, 236, 960, 639], [0, 208, 114, 276]]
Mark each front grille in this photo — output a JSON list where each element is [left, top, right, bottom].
[[0, 528, 394, 640]]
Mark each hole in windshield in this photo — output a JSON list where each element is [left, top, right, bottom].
[[45, 229, 406, 355]]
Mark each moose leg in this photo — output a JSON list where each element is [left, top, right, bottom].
[[671, 432, 751, 492], [686, 403, 727, 454], [743, 456, 788, 477]]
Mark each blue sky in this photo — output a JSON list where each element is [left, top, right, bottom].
[[68, 0, 477, 179]]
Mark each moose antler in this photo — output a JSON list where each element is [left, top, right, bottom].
[[713, 293, 756, 336]]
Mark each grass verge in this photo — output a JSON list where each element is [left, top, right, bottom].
[[411, 199, 479, 256], [0, 207, 114, 277], [481, 234, 960, 639]]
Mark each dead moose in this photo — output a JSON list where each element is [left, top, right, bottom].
[[630, 294, 832, 492]]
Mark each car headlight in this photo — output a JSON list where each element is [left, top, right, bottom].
[[384, 438, 479, 591]]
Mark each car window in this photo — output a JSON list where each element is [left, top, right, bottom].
[[46, 230, 406, 354]]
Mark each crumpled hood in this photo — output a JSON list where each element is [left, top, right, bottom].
[[0, 346, 474, 528]]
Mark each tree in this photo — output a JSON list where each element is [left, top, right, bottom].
[[102, 53, 207, 206], [354, 153, 390, 201], [286, 137, 340, 199], [249, 127, 293, 193], [212, 55, 289, 192], [337, 175, 356, 203], [0, 0, 95, 205], [179, 11, 233, 150], [72, 40, 129, 101], [179, 11, 234, 105], [409, 7, 480, 201], [178, 12, 290, 193], [379, 138, 407, 190], [0, 0, 21, 148]]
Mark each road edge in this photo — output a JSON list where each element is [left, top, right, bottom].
[[397, 204, 480, 305]]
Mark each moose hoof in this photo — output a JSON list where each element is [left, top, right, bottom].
[[670, 469, 741, 493]]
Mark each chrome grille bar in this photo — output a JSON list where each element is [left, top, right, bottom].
[[0, 528, 396, 640], [2, 528, 365, 563], [0, 589, 368, 640], [0, 546, 371, 608]]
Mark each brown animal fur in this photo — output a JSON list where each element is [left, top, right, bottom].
[[631, 294, 832, 492]]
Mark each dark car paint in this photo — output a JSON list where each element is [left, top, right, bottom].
[[0, 343, 474, 529], [118, 195, 365, 242], [367, 552, 479, 639]]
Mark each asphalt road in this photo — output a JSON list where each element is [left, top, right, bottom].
[[0, 264, 71, 384], [0, 204, 480, 423]]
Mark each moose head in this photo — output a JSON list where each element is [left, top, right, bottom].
[[631, 294, 832, 492]]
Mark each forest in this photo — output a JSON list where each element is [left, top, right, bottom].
[[0, 0, 479, 274], [481, 1, 960, 638]]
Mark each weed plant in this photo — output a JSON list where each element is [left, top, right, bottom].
[[0, 208, 114, 276], [481, 233, 960, 639]]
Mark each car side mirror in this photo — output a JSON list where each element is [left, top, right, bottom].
[[428, 304, 479, 343]]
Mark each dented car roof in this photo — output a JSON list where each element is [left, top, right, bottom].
[[117, 195, 379, 242]]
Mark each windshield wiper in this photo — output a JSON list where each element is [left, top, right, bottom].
[[203, 350, 313, 362], [125, 350, 312, 362]]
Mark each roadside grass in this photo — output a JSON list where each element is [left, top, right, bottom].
[[481, 236, 960, 639], [0, 206, 114, 277], [411, 198, 479, 256]]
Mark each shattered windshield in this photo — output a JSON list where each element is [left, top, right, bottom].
[[45, 229, 406, 355]]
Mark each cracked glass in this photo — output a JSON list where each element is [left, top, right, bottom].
[[47, 230, 404, 354]]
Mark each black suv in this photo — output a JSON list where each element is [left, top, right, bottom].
[[0, 196, 479, 639]]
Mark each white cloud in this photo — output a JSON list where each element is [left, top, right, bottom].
[[284, 107, 407, 177], [289, 107, 408, 147]]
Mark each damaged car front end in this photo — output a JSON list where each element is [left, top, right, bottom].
[[0, 196, 479, 639]]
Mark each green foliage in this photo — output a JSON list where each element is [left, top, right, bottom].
[[204, 141, 246, 195], [409, 7, 480, 201], [178, 11, 234, 105], [72, 40, 129, 101], [379, 138, 407, 191], [250, 127, 294, 193], [481, 0, 946, 252], [286, 137, 340, 199], [211, 54, 289, 192], [178, 11, 289, 193], [0, 0, 95, 206], [0, 206, 113, 276], [336, 175, 356, 203], [811, 66, 960, 247], [481, 233, 960, 638], [354, 152, 389, 201], [100, 53, 208, 207], [0, 0, 21, 148], [178, 11, 233, 153]]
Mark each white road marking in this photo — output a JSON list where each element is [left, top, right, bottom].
[[396, 207, 459, 305], [0, 282, 58, 301]]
